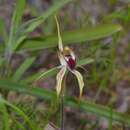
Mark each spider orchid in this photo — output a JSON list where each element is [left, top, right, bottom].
[[55, 16, 84, 98]]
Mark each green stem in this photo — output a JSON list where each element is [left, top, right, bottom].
[[60, 94, 65, 130]]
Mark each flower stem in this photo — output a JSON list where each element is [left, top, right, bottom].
[[60, 93, 65, 130]]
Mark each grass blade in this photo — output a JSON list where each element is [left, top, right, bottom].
[[66, 97, 130, 126], [20, 0, 72, 34], [12, 57, 35, 81], [77, 58, 94, 66], [13, 0, 72, 51], [0, 96, 35, 130], [12, 0, 26, 33], [0, 99, 10, 130], [0, 57, 4, 66], [0, 17, 6, 42], [19, 24, 122, 51], [5, 0, 26, 61], [0, 79, 130, 126]]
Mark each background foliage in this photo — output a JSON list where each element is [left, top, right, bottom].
[[0, 0, 130, 130]]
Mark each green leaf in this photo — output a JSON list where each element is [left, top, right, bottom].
[[20, 0, 72, 34], [13, 0, 72, 51], [0, 79, 130, 126], [12, 0, 26, 33], [0, 96, 35, 130], [0, 99, 10, 130], [0, 17, 7, 44], [104, 6, 130, 23], [0, 45, 4, 54], [0, 17, 5, 33], [77, 58, 94, 66], [12, 57, 35, 81], [23, 58, 94, 83], [5, 0, 26, 57], [0, 57, 4, 67], [19, 24, 122, 51], [66, 96, 130, 126]]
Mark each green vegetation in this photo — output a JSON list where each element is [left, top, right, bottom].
[[0, 0, 130, 129]]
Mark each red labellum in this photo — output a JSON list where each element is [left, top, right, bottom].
[[66, 57, 76, 70]]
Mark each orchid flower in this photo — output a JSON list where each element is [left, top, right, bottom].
[[55, 16, 84, 98]]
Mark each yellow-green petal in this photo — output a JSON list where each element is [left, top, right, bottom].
[[56, 66, 66, 96], [72, 70, 84, 98], [55, 15, 63, 51], [58, 52, 66, 66]]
